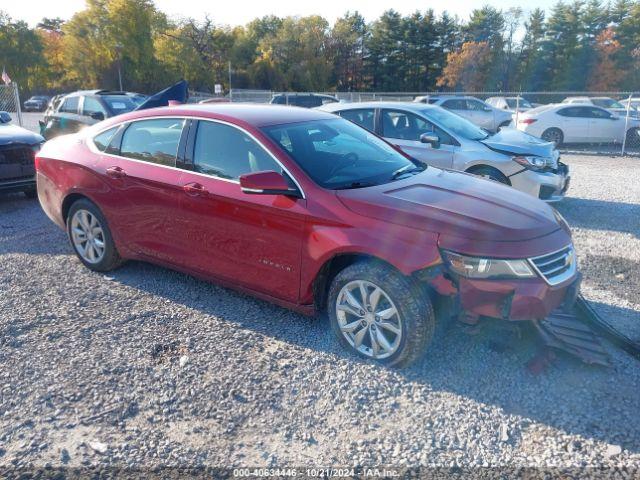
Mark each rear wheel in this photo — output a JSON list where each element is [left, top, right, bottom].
[[327, 261, 435, 367], [626, 128, 640, 149], [541, 128, 564, 146], [467, 165, 510, 185], [67, 199, 123, 272]]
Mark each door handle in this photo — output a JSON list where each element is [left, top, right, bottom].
[[182, 182, 208, 196], [106, 166, 126, 179]]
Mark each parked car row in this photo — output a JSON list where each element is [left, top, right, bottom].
[[34, 103, 580, 366], [318, 102, 569, 202]]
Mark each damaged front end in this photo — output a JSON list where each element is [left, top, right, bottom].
[[416, 254, 613, 367]]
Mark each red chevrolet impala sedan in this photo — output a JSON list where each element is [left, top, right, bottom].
[[36, 104, 579, 366]]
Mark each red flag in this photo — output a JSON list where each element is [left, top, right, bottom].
[[1, 67, 11, 85]]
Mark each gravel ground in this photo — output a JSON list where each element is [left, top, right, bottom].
[[0, 154, 639, 475]]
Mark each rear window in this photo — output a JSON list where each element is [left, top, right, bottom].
[[102, 96, 137, 114]]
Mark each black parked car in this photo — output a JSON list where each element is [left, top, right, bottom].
[[41, 90, 139, 140], [23, 95, 50, 112], [0, 112, 44, 198], [270, 93, 339, 108]]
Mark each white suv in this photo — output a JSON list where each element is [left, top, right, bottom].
[[414, 95, 513, 132]]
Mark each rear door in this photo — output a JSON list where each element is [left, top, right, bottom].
[[174, 119, 307, 302], [49, 96, 85, 136], [466, 99, 494, 130], [441, 99, 474, 124], [380, 108, 454, 169], [96, 117, 188, 263]]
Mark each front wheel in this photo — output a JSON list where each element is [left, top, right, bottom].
[[467, 165, 511, 185], [327, 261, 435, 367], [67, 198, 123, 272], [541, 128, 564, 146], [626, 128, 640, 149]]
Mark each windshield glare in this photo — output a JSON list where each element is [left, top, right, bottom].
[[262, 118, 419, 189], [421, 107, 488, 141]]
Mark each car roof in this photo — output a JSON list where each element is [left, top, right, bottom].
[[319, 101, 438, 114], [107, 103, 337, 128], [272, 93, 337, 99], [65, 90, 132, 98]]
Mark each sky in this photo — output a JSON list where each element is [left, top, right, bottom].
[[4, 0, 557, 27]]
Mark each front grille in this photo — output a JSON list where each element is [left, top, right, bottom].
[[529, 245, 576, 286], [0, 146, 35, 166]]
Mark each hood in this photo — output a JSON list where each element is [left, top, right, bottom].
[[135, 80, 188, 111], [480, 129, 556, 158], [0, 124, 44, 146], [336, 168, 561, 243]]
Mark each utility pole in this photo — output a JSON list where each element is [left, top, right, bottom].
[[115, 43, 124, 91], [228, 61, 232, 101]]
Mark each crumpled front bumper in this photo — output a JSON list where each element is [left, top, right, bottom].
[[509, 162, 570, 203]]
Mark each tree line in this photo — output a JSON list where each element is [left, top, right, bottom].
[[1, 0, 640, 97]]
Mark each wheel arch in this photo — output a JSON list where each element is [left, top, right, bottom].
[[312, 252, 400, 312], [61, 192, 92, 224]]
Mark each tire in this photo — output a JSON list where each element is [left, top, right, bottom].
[[467, 165, 511, 185], [23, 188, 37, 199], [327, 260, 435, 367], [541, 128, 564, 146], [66, 198, 123, 272], [626, 128, 640, 149]]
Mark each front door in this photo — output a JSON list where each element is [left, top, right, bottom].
[[586, 107, 622, 143], [175, 120, 306, 303], [466, 99, 495, 131], [557, 107, 591, 143], [380, 109, 454, 169]]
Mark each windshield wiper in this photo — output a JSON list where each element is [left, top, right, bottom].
[[334, 181, 378, 190], [390, 165, 424, 181]]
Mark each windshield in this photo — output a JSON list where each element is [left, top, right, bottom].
[[102, 95, 137, 114], [592, 98, 624, 109], [506, 98, 532, 108], [262, 118, 421, 189], [420, 107, 488, 141]]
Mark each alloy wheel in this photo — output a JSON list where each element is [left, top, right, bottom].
[[335, 280, 402, 359], [70, 209, 106, 264]]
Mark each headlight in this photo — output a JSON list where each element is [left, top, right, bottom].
[[513, 155, 548, 171], [442, 250, 536, 279], [552, 208, 571, 234]]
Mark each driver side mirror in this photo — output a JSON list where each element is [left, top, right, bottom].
[[420, 132, 441, 149], [90, 111, 105, 121], [240, 170, 302, 198], [0, 111, 12, 124]]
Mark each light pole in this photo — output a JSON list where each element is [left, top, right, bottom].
[[115, 43, 123, 91]]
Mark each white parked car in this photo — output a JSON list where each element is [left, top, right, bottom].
[[485, 96, 534, 113], [561, 96, 638, 117], [318, 102, 570, 202], [516, 104, 640, 147], [414, 95, 513, 132], [620, 97, 640, 111]]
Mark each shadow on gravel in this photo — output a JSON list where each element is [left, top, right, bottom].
[[107, 260, 640, 455], [556, 197, 640, 237]]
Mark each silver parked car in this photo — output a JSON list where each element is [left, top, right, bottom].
[[485, 96, 534, 113], [318, 102, 569, 202], [414, 95, 513, 132]]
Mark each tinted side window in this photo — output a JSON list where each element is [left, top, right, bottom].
[[466, 99, 487, 111], [338, 109, 375, 131], [120, 118, 184, 167], [82, 97, 108, 116], [442, 99, 467, 110], [558, 107, 583, 118], [59, 97, 79, 114], [588, 107, 611, 119], [381, 109, 454, 145], [93, 127, 118, 152], [193, 121, 281, 180]]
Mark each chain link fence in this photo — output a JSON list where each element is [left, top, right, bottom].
[[0, 83, 23, 127], [229, 89, 640, 156]]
